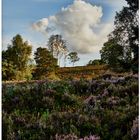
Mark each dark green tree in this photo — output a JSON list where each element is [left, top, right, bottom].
[[100, 39, 124, 71], [2, 34, 32, 80], [111, 0, 138, 72], [68, 52, 80, 66], [87, 59, 104, 66], [33, 47, 57, 79], [2, 51, 15, 80]]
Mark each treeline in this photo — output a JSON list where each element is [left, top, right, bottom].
[[2, 0, 138, 81], [100, 0, 138, 72], [2, 35, 80, 81], [88, 0, 138, 73]]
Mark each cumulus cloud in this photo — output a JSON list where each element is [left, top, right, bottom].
[[32, 0, 113, 54], [32, 18, 49, 33]]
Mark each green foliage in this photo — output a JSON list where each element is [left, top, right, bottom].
[[87, 59, 104, 66], [2, 58, 15, 80], [68, 52, 80, 66], [2, 34, 32, 80], [33, 47, 58, 79], [15, 67, 33, 80], [100, 39, 124, 71], [109, 0, 138, 72], [99, 0, 138, 72], [2, 75, 138, 139], [6, 34, 32, 70]]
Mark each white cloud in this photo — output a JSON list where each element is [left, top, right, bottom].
[[32, 18, 49, 33], [32, 0, 114, 54]]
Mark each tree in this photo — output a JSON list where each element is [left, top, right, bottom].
[[68, 52, 80, 66], [33, 47, 57, 79], [100, 39, 124, 71], [7, 34, 32, 70], [87, 59, 104, 66], [2, 34, 32, 80], [110, 0, 138, 72], [2, 55, 15, 80], [48, 34, 68, 66]]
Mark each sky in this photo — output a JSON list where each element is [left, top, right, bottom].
[[3, 0, 127, 67]]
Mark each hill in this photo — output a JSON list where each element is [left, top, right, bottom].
[[56, 65, 108, 80]]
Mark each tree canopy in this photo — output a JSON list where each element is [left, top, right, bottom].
[[87, 59, 104, 66], [68, 52, 80, 66], [2, 34, 32, 80], [100, 0, 138, 72], [33, 47, 57, 79], [100, 39, 124, 71], [48, 34, 68, 66]]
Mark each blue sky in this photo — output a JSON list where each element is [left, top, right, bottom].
[[3, 0, 127, 67]]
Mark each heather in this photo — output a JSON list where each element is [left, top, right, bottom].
[[2, 74, 138, 140]]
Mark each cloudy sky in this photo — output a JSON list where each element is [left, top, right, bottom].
[[3, 0, 127, 66]]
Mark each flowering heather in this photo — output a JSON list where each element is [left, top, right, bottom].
[[2, 74, 138, 139]]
